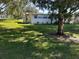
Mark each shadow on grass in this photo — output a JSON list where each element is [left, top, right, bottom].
[[0, 24, 79, 59]]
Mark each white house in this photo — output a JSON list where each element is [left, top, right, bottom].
[[29, 14, 79, 24], [0, 14, 7, 19], [30, 14, 56, 24]]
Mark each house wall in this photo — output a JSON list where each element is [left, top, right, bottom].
[[31, 14, 56, 24], [0, 15, 7, 19]]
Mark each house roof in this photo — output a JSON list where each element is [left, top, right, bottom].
[[25, 13, 50, 15]]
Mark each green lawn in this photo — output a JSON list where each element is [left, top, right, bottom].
[[0, 19, 79, 59]]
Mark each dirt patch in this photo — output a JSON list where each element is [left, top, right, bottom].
[[46, 32, 79, 43]]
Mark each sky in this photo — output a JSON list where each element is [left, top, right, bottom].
[[25, 2, 49, 14], [39, 9, 49, 14], [36, 7, 49, 14], [0, 3, 6, 12]]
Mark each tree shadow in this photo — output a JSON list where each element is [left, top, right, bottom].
[[0, 38, 78, 59], [0, 25, 78, 59]]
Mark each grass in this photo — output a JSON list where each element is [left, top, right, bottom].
[[0, 19, 79, 59]]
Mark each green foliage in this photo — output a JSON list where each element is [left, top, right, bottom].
[[32, 0, 79, 19], [7, 0, 26, 18]]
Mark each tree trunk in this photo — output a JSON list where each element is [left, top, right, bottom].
[[51, 19, 52, 24], [57, 16, 64, 35]]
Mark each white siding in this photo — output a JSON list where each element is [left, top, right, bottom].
[[0, 15, 7, 19], [31, 14, 51, 24]]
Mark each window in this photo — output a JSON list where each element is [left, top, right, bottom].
[[34, 15, 37, 18], [43, 16, 48, 18]]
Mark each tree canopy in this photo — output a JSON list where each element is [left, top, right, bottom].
[[32, 0, 79, 17], [32, 0, 79, 35], [0, 0, 37, 18]]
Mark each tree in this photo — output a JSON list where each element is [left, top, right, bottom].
[[6, 0, 38, 20], [6, 0, 25, 18], [23, 1, 38, 23], [32, 0, 79, 35]]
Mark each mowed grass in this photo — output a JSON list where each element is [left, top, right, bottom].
[[0, 19, 26, 29], [0, 19, 79, 59]]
